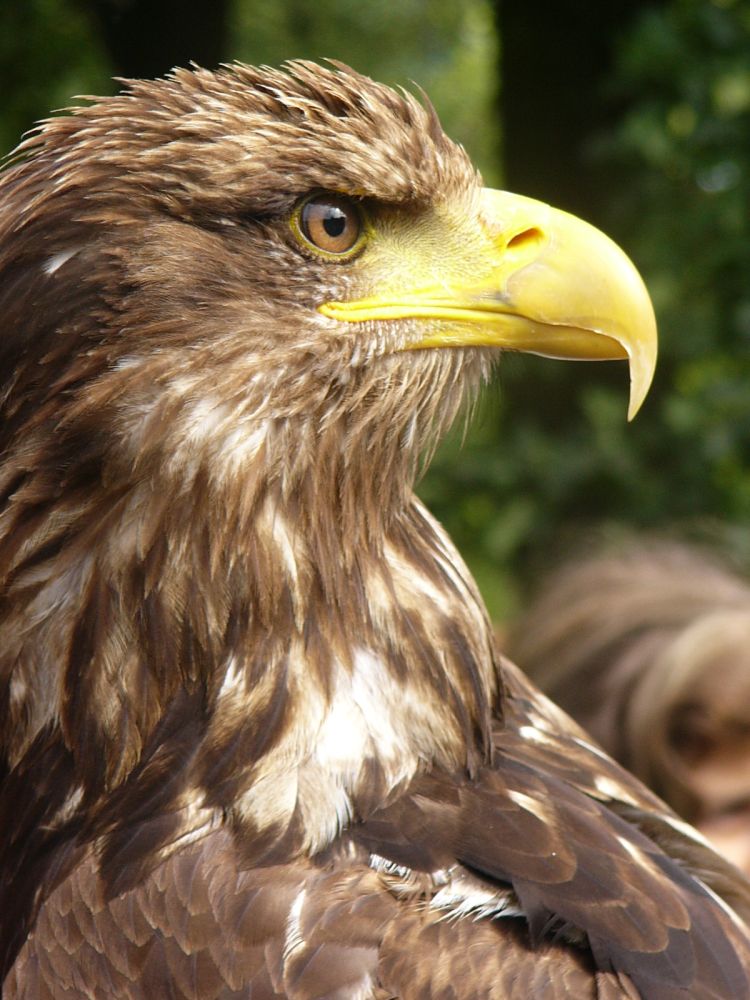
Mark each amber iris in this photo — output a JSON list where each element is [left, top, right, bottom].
[[299, 195, 362, 255]]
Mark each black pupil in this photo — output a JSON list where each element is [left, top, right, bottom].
[[323, 207, 347, 238]]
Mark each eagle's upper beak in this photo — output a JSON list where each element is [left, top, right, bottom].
[[319, 189, 657, 420]]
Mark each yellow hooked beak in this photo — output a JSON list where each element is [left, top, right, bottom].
[[319, 189, 657, 420]]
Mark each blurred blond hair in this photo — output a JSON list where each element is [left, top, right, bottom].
[[507, 541, 750, 821]]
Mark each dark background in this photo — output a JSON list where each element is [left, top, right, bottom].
[[3, 0, 749, 619]]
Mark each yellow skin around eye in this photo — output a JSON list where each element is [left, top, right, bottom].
[[318, 188, 658, 420]]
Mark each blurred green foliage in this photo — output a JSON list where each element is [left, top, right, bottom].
[[423, 0, 750, 618], [0, 0, 110, 154], [605, 0, 750, 534], [2, 0, 749, 620], [0, 0, 499, 177]]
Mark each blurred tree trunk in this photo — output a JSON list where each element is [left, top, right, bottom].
[[80, 0, 230, 79], [497, 0, 663, 225]]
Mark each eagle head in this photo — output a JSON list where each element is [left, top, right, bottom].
[[0, 62, 655, 503]]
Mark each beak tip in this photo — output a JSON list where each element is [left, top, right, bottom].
[[625, 335, 658, 421], [627, 380, 647, 421]]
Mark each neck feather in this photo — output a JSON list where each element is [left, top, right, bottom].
[[0, 346, 500, 889]]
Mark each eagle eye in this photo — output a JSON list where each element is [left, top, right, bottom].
[[294, 194, 365, 259]]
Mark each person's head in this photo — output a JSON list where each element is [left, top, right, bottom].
[[507, 542, 750, 825]]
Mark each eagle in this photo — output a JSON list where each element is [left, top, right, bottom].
[[0, 61, 748, 999]]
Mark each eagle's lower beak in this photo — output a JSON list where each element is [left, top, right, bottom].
[[319, 189, 657, 420]]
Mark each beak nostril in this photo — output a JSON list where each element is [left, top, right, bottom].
[[507, 227, 543, 251]]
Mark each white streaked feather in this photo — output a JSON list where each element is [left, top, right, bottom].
[[660, 812, 717, 851], [429, 866, 521, 922], [507, 788, 552, 825], [368, 854, 414, 881], [518, 723, 552, 745], [283, 887, 307, 963], [42, 247, 79, 275], [594, 773, 641, 804], [617, 834, 653, 869]]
